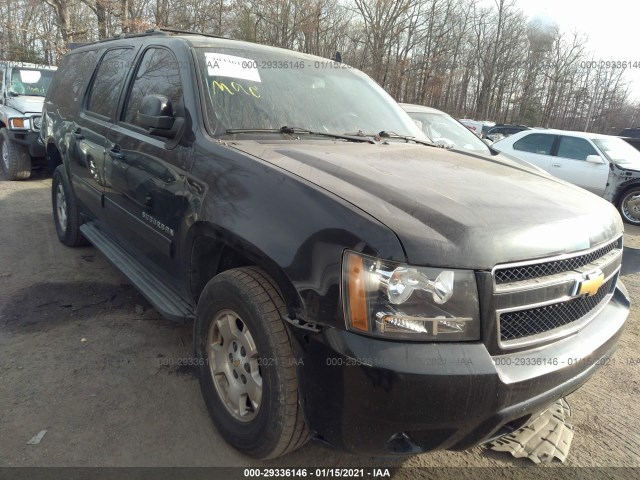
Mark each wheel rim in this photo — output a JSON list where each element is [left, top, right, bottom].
[[622, 191, 640, 223], [1, 140, 9, 170], [56, 184, 68, 232], [207, 309, 262, 422]]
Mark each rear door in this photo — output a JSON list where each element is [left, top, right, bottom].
[[509, 132, 557, 171], [68, 47, 137, 221], [550, 136, 609, 195], [103, 46, 190, 277]]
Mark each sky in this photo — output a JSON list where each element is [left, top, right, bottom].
[[511, 0, 640, 100]]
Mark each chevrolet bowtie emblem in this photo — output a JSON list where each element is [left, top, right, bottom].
[[576, 270, 605, 297]]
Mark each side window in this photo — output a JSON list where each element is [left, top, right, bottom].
[[557, 136, 598, 161], [123, 48, 183, 127], [46, 50, 99, 116], [87, 48, 136, 118], [513, 133, 556, 155]]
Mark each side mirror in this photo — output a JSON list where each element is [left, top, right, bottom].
[[586, 154, 605, 164], [137, 94, 179, 138], [482, 138, 493, 146]]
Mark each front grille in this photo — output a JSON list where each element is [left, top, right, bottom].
[[499, 276, 615, 342], [494, 239, 621, 284], [493, 236, 623, 349]]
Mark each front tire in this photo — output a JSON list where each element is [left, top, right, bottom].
[[0, 128, 31, 180], [194, 267, 308, 459], [618, 187, 640, 226], [52, 165, 88, 247]]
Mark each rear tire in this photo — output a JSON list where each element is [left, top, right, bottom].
[[0, 128, 31, 180], [52, 165, 88, 247], [194, 267, 309, 459], [618, 186, 640, 226]]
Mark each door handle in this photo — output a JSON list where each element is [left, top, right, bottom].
[[551, 163, 561, 167], [72, 128, 84, 140], [109, 146, 125, 160]]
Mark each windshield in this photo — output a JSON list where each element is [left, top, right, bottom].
[[196, 48, 425, 139], [10, 68, 55, 96], [407, 111, 491, 154], [592, 137, 640, 164]]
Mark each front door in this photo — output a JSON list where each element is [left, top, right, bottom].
[[551, 136, 609, 195], [103, 47, 191, 278]]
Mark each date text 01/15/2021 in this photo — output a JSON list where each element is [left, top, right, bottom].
[[243, 468, 391, 477]]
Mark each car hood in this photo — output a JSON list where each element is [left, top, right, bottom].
[[232, 141, 623, 269], [616, 160, 640, 172], [6, 95, 45, 114]]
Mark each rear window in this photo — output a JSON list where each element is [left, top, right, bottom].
[[513, 133, 555, 155]]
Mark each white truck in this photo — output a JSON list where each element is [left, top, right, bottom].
[[0, 61, 57, 180]]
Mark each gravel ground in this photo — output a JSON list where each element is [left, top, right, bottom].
[[1, 174, 639, 477]]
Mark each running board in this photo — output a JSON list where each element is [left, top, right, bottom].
[[80, 222, 195, 323]]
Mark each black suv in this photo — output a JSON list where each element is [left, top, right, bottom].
[[619, 128, 640, 151], [42, 30, 629, 459]]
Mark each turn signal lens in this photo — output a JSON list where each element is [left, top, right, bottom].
[[345, 252, 368, 331], [10, 117, 26, 129]]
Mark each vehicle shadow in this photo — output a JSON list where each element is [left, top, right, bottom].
[[621, 247, 640, 276], [0, 281, 153, 333]]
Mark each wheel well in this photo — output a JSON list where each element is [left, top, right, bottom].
[[190, 234, 303, 319], [46, 143, 63, 172]]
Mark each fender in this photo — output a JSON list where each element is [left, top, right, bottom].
[[603, 163, 640, 203]]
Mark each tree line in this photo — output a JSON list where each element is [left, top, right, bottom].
[[2, 0, 638, 134]]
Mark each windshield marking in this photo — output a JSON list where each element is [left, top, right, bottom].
[[205, 53, 261, 82], [212, 80, 261, 98]]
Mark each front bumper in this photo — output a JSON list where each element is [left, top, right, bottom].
[[288, 283, 629, 456], [7, 129, 45, 157]]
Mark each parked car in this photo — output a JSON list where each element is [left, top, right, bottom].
[[492, 129, 640, 225], [619, 127, 640, 138], [618, 128, 640, 151], [459, 118, 495, 138], [42, 30, 628, 459], [401, 103, 548, 173], [621, 136, 640, 152], [0, 61, 57, 179], [401, 104, 494, 152], [483, 124, 529, 142]]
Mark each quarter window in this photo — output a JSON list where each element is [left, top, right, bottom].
[[513, 133, 555, 155], [123, 48, 183, 127], [557, 136, 598, 161], [47, 50, 99, 116]]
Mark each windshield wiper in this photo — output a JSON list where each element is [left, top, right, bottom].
[[224, 126, 377, 144], [377, 131, 436, 147]]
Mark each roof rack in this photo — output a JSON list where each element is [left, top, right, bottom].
[[68, 29, 170, 50], [158, 27, 229, 40], [68, 28, 231, 50]]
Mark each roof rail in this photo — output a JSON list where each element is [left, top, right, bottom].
[[158, 27, 230, 40], [68, 29, 169, 50]]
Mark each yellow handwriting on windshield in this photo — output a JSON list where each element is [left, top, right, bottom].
[[212, 80, 261, 98]]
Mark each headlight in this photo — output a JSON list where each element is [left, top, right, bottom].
[[32, 116, 42, 130], [9, 117, 30, 130], [342, 251, 480, 341]]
